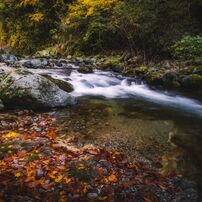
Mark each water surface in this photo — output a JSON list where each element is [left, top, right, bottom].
[[29, 67, 202, 191]]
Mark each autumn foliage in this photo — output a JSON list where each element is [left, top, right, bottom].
[[0, 0, 201, 56], [0, 110, 178, 201]]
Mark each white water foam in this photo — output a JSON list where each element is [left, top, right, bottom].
[[27, 67, 202, 116], [65, 70, 202, 116]]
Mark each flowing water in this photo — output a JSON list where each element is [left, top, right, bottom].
[[33, 67, 202, 191]]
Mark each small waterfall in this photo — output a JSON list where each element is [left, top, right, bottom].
[[30, 67, 202, 117]]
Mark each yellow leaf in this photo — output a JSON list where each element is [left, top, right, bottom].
[[15, 172, 21, 177], [54, 174, 63, 183], [78, 163, 85, 170], [64, 177, 72, 184], [29, 12, 44, 23], [105, 173, 118, 183], [3, 132, 21, 139], [20, 0, 39, 7], [0, 161, 6, 167]]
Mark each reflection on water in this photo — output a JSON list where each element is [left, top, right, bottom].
[[53, 97, 202, 186]]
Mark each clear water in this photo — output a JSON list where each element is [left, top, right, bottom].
[[34, 68, 202, 190]]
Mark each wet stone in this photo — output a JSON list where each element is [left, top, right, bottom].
[[36, 169, 44, 179], [87, 193, 98, 199]]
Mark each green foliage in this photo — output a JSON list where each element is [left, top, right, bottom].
[[64, 0, 202, 56], [0, 0, 68, 54], [0, 0, 201, 57], [172, 36, 202, 60]]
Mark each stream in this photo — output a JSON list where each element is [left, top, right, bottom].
[[1, 63, 202, 194], [35, 67, 202, 187]]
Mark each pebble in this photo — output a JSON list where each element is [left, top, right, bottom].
[[13, 159, 19, 164], [72, 194, 80, 199], [36, 169, 44, 179], [87, 193, 98, 199]]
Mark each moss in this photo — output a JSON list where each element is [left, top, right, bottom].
[[15, 69, 33, 76], [101, 56, 120, 70], [188, 74, 202, 86], [42, 75, 74, 92], [145, 72, 163, 85], [193, 65, 202, 75], [134, 65, 148, 74], [0, 74, 4, 82]]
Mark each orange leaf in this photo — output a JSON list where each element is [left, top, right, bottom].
[[106, 173, 118, 183]]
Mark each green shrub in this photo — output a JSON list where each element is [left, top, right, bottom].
[[172, 36, 202, 60]]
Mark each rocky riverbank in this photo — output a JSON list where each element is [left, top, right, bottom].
[[1, 52, 202, 90], [0, 110, 199, 201]]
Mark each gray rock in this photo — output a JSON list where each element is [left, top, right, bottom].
[[0, 99, 4, 110], [163, 71, 177, 81], [67, 55, 72, 60], [78, 67, 93, 74], [75, 57, 84, 63], [0, 68, 75, 109], [87, 193, 98, 199], [193, 66, 202, 75], [0, 54, 18, 64], [0, 69, 5, 74], [23, 58, 48, 68], [36, 169, 44, 179], [162, 71, 179, 87], [181, 74, 202, 87]]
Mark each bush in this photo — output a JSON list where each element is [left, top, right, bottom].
[[172, 36, 202, 60]]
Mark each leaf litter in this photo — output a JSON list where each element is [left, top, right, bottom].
[[0, 110, 188, 201]]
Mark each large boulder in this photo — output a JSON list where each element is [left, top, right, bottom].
[[0, 69, 75, 109]]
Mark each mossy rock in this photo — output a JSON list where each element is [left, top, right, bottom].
[[42, 75, 74, 92], [77, 66, 93, 74], [182, 74, 202, 88], [192, 65, 202, 75], [35, 47, 57, 58], [134, 65, 148, 75], [0, 68, 75, 109], [179, 67, 194, 75], [145, 71, 163, 85], [100, 57, 123, 72]]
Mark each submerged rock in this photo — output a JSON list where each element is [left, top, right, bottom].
[[0, 69, 75, 109]]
